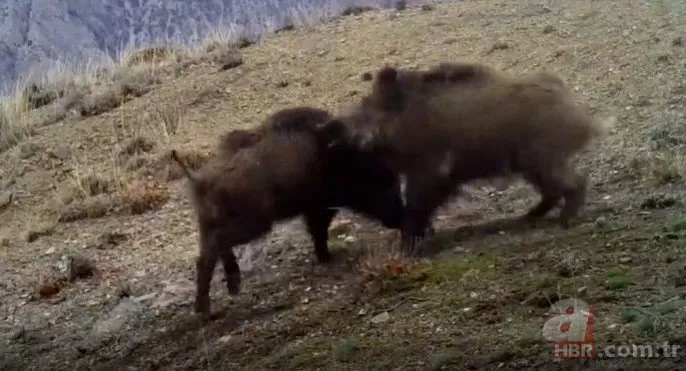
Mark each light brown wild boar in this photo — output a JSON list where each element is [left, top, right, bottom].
[[171, 106, 407, 318], [322, 64, 615, 254]]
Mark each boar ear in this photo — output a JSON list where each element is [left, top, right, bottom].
[[315, 119, 348, 147], [376, 66, 398, 85]]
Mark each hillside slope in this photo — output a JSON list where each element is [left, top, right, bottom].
[[1, 1, 686, 370], [0, 0, 398, 91]]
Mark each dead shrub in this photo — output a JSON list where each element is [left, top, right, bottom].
[[124, 46, 177, 67], [22, 83, 65, 110], [34, 254, 96, 299], [117, 136, 156, 164], [118, 179, 170, 215], [341, 6, 375, 16], [26, 224, 56, 243], [36, 272, 69, 298], [201, 45, 243, 70], [151, 97, 186, 137], [154, 149, 211, 181], [57, 194, 113, 222], [650, 152, 683, 184], [78, 68, 161, 117], [355, 248, 428, 300]]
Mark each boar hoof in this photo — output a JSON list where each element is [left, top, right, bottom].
[[195, 295, 210, 316], [227, 281, 241, 296], [315, 250, 333, 264]]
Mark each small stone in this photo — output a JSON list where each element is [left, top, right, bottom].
[[344, 235, 357, 243], [619, 256, 632, 264], [9, 327, 24, 341], [594, 216, 607, 227], [132, 293, 157, 304], [370, 311, 390, 324], [358, 308, 368, 316], [577, 286, 587, 293], [543, 25, 555, 34], [44, 247, 56, 255], [672, 37, 683, 46], [218, 335, 232, 343], [491, 41, 509, 51], [453, 246, 466, 253]]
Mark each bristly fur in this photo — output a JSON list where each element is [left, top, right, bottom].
[[173, 106, 407, 318], [325, 62, 615, 255]]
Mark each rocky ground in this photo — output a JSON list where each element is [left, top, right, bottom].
[[1, 0, 685, 370]]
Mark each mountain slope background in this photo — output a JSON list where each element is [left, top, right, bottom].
[[0, 0, 402, 93]]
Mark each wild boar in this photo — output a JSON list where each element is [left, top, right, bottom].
[[171, 106, 407, 317], [321, 64, 614, 254]]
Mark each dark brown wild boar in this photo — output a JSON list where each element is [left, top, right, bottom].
[[217, 107, 334, 157], [171, 106, 407, 318], [322, 64, 615, 255]]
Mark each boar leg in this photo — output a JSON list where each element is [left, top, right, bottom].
[[195, 248, 218, 317], [303, 207, 338, 263], [524, 161, 586, 227], [219, 248, 241, 296], [400, 170, 454, 255], [558, 168, 588, 228]]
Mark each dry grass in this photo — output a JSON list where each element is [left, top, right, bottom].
[[52, 153, 171, 223], [0, 0, 394, 156], [354, 244, 429, 300]]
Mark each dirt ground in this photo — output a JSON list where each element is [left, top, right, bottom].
[[1, 0, 685, 369]]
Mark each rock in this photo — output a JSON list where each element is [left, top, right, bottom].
[[344, 235, 357, 243], [370, 311, 390, 324], [58, 253, 95, 281], [594, 216, 607, 227], [0, 193, 13, 211], [619, 256, 632, 264], [151, 281, 195, 308], [673, 37, 683, 46], [132, 292, 157, 305], [640, 195, 677, 210], [47, 145, 71, 160], [78, 299, 142, 353], [8, 327, 25, 341], [490, 42, 509, 52], [543, 25, 556, 34], [94, 231, 129, 250]]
